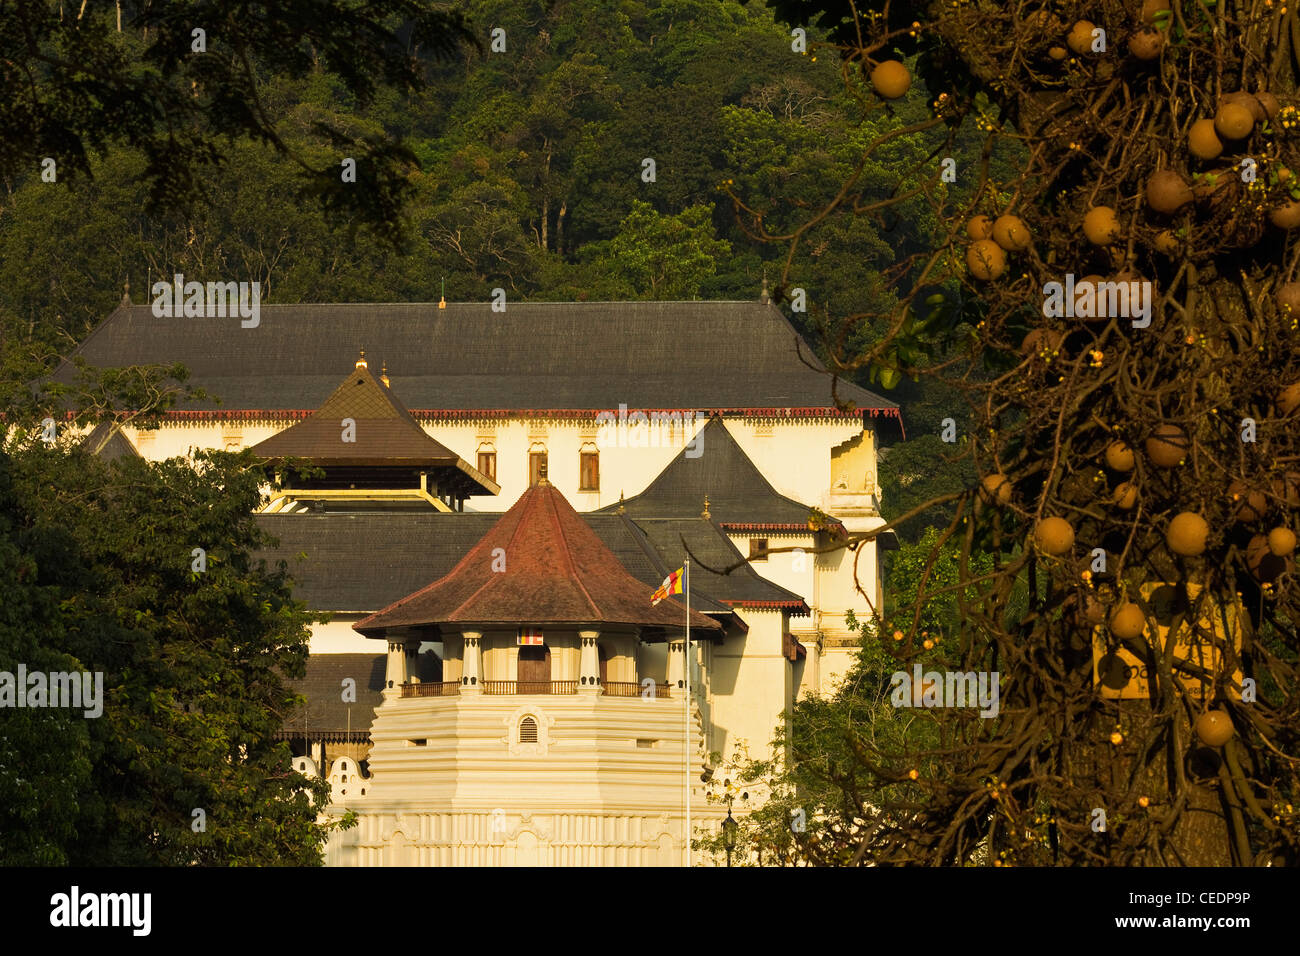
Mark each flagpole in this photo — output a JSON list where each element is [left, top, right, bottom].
[[684, 558, 691, 868]]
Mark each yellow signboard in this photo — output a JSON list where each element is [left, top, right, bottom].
[[1091, 582, 1244, 700]]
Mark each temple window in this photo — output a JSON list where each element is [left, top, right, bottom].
[[519, 716, 538, 744], [579, 449, 599, 491], [477, 446, 497, 482]]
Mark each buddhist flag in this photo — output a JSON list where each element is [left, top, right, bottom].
[[518, 628, 544, 646], [651, 567, 684, 605]]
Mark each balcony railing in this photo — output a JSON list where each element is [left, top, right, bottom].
[[483, 680, 578, 695], [400, 681, 461, 698], [398, 680, 672, 698], [602, 681, 673, 699]]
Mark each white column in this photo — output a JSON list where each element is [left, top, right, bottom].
[[462, 630, 483, 694], [383, 638, 408, 698], [579, 630, 601, 694], [667, 639, 685, 696]]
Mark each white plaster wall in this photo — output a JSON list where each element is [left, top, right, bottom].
[[705, 609, 790, 763]]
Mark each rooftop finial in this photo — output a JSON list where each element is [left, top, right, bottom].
[[760, 269, 769, 305], [356, 349, 368, 369], [438, 276, 447, 310], [380, 361, 390, 388], [617, 491, 626, 515], [122, 278, 131, 305], [538, 461, 550, 486], [702, 494, 711, 520]]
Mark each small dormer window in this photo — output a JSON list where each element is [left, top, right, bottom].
[[519, 716, 538, 743], [750, 538, 769, 562]]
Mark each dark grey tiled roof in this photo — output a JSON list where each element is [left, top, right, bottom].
[[596, 417, 818, 528], [281, 652, 439, 734], [255, 511, 802, 615], [631, 518, 809, 613], [55, 302, 898, 414], [80, 422, 141, 461]]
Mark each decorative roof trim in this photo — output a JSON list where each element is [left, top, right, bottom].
[[721, 599, 811, 615], [719, 522, 835, 533]]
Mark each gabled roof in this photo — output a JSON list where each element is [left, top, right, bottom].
[[54, 301, 900, 418], [632, 518, 810, 615], [596, 417, 835, 532], [248, 359, 498, 497], [79, 422, 141, 461], [352, 482, 722, 636]]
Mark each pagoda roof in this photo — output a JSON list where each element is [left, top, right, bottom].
[[248, 359, 498, 495], [351, 482, 722, 637], [52, 301, 900, 422], [596, 416, 835, 532]]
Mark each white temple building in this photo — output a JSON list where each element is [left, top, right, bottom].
[[57, 295, 902, 865]]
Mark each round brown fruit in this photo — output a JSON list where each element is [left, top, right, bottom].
[[1141, 0, 1170, 24], [1167, 512, 1209, 556], [1195, 710, 1234, 748], [1145, 424, 1189, 467], [1147, 170, 1193, 213], [966, 215, 994, 240], [1271, 201, 1300, 229], [1020, 328, 1064, 356], [1276, 283, 1300, 317], [1104, 440, 1136, 472], [992, 214, 1032, 252], [1083, 206, 1121, 245], [1246, 533, 1291, 582], [1048, 45, 1068, 61], [1222, 91, 1267, 123], [1035, 516, 1075, 555], [1128, 29, 1163, 60], [1109, 602, 1146, 640], [1228, 480, 1270, 523], [1154, 230, 1180, 255], [1112, 482, 1138, 509], [967, 239, 1007, 280], [1268, 526, 1297, 557], [1187, 119, 1223, 160], [1067, 20, 1097, 55], [1277, 382, 1300, 416], [870, 60, 911, 99], [1256, 91, 1280, 119], [979, 473, 1013, 506], [1214, 102, 1255, 140]]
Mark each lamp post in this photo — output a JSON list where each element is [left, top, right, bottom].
[[722, 804, 738, 867]]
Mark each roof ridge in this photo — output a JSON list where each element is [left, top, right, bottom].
[[543, 487, 602, 619]]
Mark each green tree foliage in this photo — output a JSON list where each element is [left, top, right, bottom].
[[0, 0, 472, 244], [592, 200, 730, 298], [0, 428, 345, 865], [696, 528, 999, 865]]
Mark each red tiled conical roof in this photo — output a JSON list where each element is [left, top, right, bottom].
[[354, 482, 721, 636]]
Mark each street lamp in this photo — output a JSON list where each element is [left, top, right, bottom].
[[722, 806, 738, 867]]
